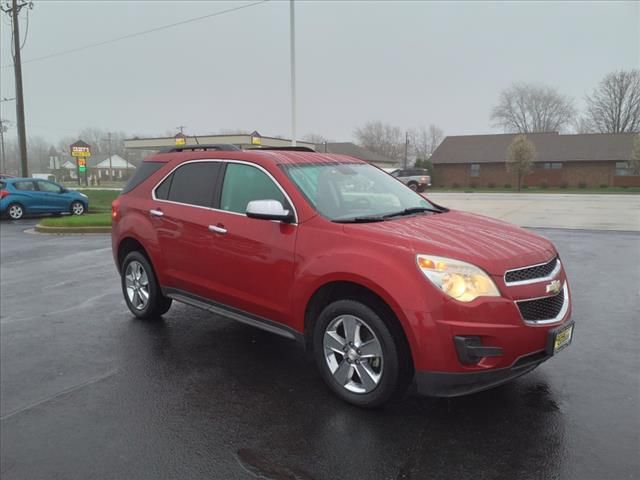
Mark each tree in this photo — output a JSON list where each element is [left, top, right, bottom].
[[631, 135, 640, 175], [506, 134, 536, 191], [584, 69, 640, 133], [491, 83, 575, 133], [27, 136, 53, 173], [411, 125, 444, 160], [354, 121, 404, 162], [302, 133, 329, 145]]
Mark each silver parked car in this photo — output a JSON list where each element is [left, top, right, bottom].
[[386, 168, 431, 192]]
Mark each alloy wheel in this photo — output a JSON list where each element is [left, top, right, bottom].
[[8, 205, 23, 220], [72, 202, 84, 215], [323, 314, 384, 394], [125, 260, 150, 311]]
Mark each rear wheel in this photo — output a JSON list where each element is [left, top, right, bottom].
[[407, 182, 418, 191], [121, 251, 172, 319], [7, 203, 24, 220], [313, 299, 410, 407], [70, 201, 85, 215]]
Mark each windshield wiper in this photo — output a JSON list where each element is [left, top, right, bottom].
[[382, 206, 442, 219], [333, 215, 386, 223]]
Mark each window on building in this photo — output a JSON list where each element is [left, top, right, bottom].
[[469, 163, 480, 177], [166, 162, 221, 207], [615, 161, 631, 176], [220, 163, 286, 214]]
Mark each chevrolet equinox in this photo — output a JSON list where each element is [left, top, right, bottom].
[[111, 146, 573, 407]]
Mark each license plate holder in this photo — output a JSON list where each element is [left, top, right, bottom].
[[546, 321, 574, 355]]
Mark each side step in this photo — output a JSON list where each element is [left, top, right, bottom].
[[163, 288, 300, 341]]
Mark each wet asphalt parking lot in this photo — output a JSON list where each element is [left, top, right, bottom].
[[1, 219, 638, 480]]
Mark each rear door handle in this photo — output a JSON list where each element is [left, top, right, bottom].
[[149, 209, 164, 217], [208, 225, 227, 234]]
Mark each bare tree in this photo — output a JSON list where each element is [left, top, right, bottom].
[[491, 83, 575, 133], [302, 133, 329, 145], [631, 135, 640, 175], [571, 117, 595, 134], [584, 70, 640, 133], [506, 134, 536, 191], [354, 121, 404, 161], [27, 136, 53, 173], [411, 124, 444, 160]]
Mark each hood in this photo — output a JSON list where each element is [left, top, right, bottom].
[[344, 210, 556, 275]]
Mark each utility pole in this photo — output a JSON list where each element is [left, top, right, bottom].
[[176, 125, 186, 134], [289, 0, 297, 146], [107, 132, 113, 181], [404, 131, 409, 169], [1, 0, 33, 177], [0, 119, 8, 173]]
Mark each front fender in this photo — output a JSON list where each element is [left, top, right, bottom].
[[291, 247, 429, 364]]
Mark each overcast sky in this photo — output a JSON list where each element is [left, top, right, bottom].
[[1, 0, 638, 144]]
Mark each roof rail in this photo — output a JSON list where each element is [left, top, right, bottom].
[[160, 144, 240, 153], [247, 146, 316, 152]]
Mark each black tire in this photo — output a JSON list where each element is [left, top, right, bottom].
[[121, 251, 172, 319], [407, 182, 418, 191], [313, 299, 411, 408], [7, 203, 24, 220], [70, 200, 85, 215]]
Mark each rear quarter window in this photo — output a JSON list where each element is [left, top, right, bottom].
[[122, 162, 165, 194]]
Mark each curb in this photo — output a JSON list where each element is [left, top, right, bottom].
[[35, 224, 112, 234]]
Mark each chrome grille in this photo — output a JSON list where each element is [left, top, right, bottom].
[[505, 257, 559, 284], [517, 289, 565, 322]]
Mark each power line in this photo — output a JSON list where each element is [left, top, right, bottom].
[[0, 0, 269, 69]]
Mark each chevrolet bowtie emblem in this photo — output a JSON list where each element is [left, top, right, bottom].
[[546, 280, 562, 294]]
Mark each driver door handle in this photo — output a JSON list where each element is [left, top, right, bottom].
[[208, 225, 227, 234], [149, 209, 164, 217]]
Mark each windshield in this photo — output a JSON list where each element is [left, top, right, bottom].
[[283, 163, 440, 222]]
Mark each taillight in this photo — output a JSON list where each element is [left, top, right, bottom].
[[0, 190, 9, 199], [111, 198, 120, 221], [420, 176, 428, 183]]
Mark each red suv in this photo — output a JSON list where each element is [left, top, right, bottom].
[[112, 146, 573, 407]]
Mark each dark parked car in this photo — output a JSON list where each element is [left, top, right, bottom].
[[111, 148, 573, 407]]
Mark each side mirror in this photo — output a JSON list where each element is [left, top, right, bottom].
[[246, 200, 294, 223]]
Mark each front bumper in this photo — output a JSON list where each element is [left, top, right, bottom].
[[415, 349, 550, 397]]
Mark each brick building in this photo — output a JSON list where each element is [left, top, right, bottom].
[[431, 132, 639, 188]]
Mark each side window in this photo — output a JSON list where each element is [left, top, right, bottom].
[[154, 175, 172, 200], [220, 163, 286, 214], [14, 181, 35, 191], [166, 162, 221, 207], [37, 181, 62, 193]]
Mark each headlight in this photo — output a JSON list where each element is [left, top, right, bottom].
[[80, 193, 88, 198], [416, 255, 500, 302]]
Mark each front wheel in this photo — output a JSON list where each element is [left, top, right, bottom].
[[70, 201, 85, 215], [121, 251, 172, 319], [313, 299, 410, 407]]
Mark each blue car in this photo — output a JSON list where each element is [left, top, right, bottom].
[[0, 177, 89, 220]]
